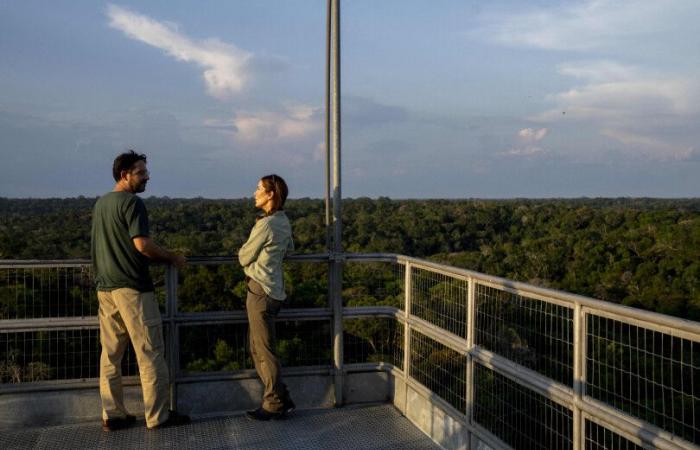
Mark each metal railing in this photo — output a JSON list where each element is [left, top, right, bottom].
[[1, 254, 699, 449]]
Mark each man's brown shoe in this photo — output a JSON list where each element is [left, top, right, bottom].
[[148, 410, 191, 429], [282, 397, 296, 416], [246, 407, 283, 421], [102, 415, 136, 432]]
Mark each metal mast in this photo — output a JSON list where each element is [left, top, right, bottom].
[[327, 0, 344, 406]]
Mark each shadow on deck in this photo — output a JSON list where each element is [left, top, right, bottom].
[[1, 404, 441, 450]]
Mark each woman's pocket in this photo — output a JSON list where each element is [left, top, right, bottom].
[[247, 278, 267, 296], [266, 297, 282, 317]]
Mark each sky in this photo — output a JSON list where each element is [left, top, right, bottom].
[[1, 0, 699, 199]]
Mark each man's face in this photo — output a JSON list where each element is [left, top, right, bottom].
[[123, 161, 150, 193]]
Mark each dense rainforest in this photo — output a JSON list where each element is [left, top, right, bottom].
[[1, 197, 699, 319]]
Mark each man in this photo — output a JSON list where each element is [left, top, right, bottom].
[[91, 150, 190, 431]]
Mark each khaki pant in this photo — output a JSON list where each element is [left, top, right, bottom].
[[98, 288, 170, 428], [246, 279, 289, 412]]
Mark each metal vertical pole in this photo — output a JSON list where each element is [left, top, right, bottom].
[[331, 4, 341, 253], [324, 0, 332, 252], [573, 303, 583, 450], [329, 0, 344, 407], [402, 262, 412, 414], [165, 264, 179, 410], [324, 4, 335, 406], [466, 277, 475, 449]]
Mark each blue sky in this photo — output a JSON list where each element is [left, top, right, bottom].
[[1, 0, 699, 198]]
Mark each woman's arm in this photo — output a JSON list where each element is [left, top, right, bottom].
[[238, 221, 270, 267]]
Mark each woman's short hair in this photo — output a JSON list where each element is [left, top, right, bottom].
[[260, 174, 288, 214]]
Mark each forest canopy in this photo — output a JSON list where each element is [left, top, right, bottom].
[[1, 197, 699, 320]]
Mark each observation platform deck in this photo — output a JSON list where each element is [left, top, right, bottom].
[[1, 404, 440, 450]]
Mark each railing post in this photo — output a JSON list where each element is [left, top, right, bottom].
[[402, 261, 412, 412], [328, 0, 344, 408], [573, 302, 584, 450], [165, 264, 179, 411], [331, 254, 344, 406], [466, 277, 475, 449]]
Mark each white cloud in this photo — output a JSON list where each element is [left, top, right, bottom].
[[202, 105, 322, 167], [518, 127, 548, 142], [502, 127, 549, 158], [505, 147, 545, 157], [474, 0, 696, 52], [534, 64, 696, 122], [472, 1, 700, 162], [600, 128, 695, 161], [232, 104, 321, 143], [557, 60, 639, 83], [552, 64, 685, 125], [107, 4, 251, 99], [530, 60, 700, 160]]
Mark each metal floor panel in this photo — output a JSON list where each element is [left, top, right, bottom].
[[0, 404, 441, 450]]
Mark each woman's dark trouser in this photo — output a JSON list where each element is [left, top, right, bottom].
[[246, 278, 289, 413]]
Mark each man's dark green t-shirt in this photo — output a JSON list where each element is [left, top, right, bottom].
[[91, 191, 154, 292]]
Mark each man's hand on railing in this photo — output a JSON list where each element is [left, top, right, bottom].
[[133, 236, 187, 269], [171, 254, 187, 270]]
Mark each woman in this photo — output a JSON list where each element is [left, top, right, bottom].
[[238, 174, 295, 421]]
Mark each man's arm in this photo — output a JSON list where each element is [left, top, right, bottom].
[[133, 236, 186, 269]]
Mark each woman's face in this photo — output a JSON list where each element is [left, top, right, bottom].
[[254, 180, 273, 210]]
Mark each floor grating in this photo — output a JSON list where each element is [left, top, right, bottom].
[[0, 404, 441, 450]]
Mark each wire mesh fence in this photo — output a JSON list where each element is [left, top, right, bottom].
[[0, 265, 166, 319], [473, 363, 573, 450], [179, 323, 249, 373], [177, 260, 328, 313], [178, 260, 328, 313], [344, 317, 403, 368], [269, 319, 332, 367], [584, 419, 644, 450], [587, 313, 700, 445], [150, 266, 167, 314], [342, 261, 404, 309], [475, 283, 574, 387], [410, 266, 467, 338], [176, 264, 245, 313], [0, 265, 97, 319], [0, 328, 140, 383], [409, 330, 466, 412], [286, 260, 329, 308], [179, 320, 332, 375]]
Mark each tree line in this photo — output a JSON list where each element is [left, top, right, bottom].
[[1, 196, 698, 319]]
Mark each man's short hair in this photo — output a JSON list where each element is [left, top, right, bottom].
[[113, 150, 147, 182]]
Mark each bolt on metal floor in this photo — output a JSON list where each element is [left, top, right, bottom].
[[1, 404, 441, 450]]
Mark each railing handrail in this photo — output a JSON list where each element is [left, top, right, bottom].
[[349, 253, 700, 336], [397, 253, 700, 336], [3, 253, 699, 336], [0, 253, 332, 268]]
